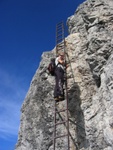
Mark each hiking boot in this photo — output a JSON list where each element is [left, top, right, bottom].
[[54, 97, 59, 102], [58, 95, 65, 101]]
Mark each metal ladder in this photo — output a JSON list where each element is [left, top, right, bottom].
[[53, 21, 70, 150]]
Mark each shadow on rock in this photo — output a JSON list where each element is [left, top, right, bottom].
[[68, 83, 89, 149]]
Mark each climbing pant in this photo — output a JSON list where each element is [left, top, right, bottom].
[[54, 67, 64, 98]]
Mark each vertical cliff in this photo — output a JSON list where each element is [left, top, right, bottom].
[[15, 0, 113, 149]]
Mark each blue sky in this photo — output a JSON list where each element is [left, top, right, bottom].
[[0, 0, 85, 149]]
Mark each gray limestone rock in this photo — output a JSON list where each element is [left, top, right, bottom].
[[15, 0, 113, 150]]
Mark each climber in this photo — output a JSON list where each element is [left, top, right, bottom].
[[54, 52, 65, 101]]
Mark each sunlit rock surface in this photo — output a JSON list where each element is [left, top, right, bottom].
[[15, 0, 113, 149]]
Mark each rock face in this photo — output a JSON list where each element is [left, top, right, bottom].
[[15, 0, 113, 150]]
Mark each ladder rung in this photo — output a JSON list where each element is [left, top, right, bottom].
[[54, 120, 67, 126], [56, 32, 64, 36], [57, 42, 64, 45], [57, 24, 63, 28], [56, 26, 62, 29], [57, 34, 63, 37], [56, 24, 63, 28], [57, 23, 63, 27], [51, 120, 67, 128], [56, 26, 63, 29], [56, 35, 62, 39], [54, 134, 68, 139], [57, 21, 63, 25], [56, 35, 63, 38], [56, 26, 63, 30], [57, 41, 64, 45], [57, 46, 64, 49], [57, 44, 64, 47], [55, 109, 68, 113], [56, 30, 63, 34], [56, 42, 63, 45], [56, 47, 64, 50], [57, 43, 64, 46], [56, 38, 63, 42], [57, 47, 64, 49]]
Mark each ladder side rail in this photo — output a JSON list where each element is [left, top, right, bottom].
[[54, 134, 68, 139], [53, 101, 57, 150], [64, 39, 70, 150], [55, 108, 68, 113], [54, 120, 68, 126]]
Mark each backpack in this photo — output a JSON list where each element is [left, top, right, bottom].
[[48, 58, 56, 76]]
